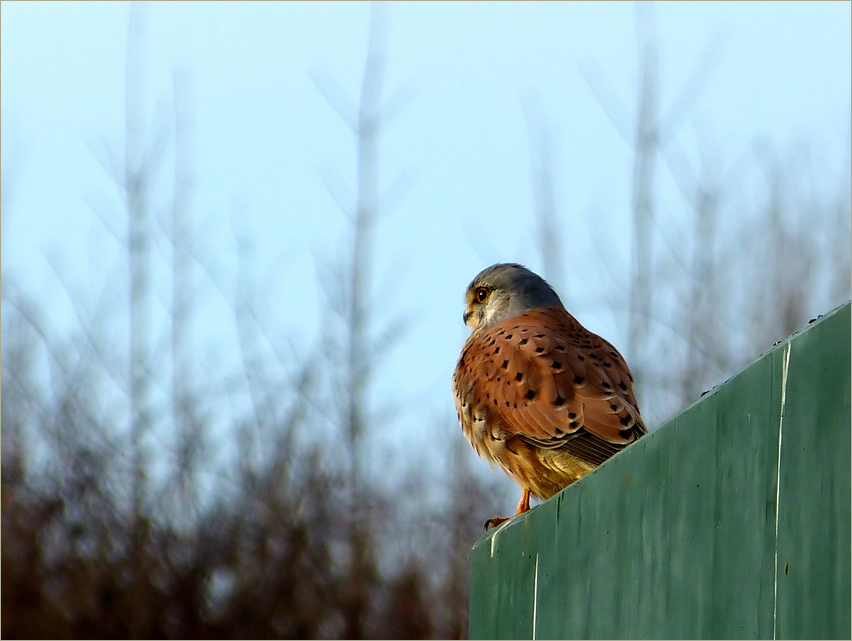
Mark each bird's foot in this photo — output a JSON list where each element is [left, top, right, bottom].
[[484, 516, 510, 529], [484, 489, 533, 529]]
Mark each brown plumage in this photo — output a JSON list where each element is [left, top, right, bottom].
[[453, 263, 645, 526]]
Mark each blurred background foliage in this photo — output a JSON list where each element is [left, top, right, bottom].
[[2, 3, 849, 639]]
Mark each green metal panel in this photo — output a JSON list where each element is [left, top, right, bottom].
[[469, 302, 851, 640], [775, 303, 851, 639]]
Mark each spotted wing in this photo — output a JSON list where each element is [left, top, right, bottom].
[[454, 306, 645, 467]]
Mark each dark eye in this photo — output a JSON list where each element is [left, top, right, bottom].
[[475, 287, 489, 303]]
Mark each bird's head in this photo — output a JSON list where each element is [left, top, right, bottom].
[[462, 263, 563, 333]]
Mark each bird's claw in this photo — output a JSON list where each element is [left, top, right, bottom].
[[484, 516, 510, 530]]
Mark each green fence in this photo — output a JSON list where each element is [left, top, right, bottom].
[[469, 302, 851, 640]]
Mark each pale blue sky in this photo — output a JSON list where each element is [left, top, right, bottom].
[[2, 1, 850, 479]]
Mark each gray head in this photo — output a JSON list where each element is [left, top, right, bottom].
[[462, 263, 563, 333]]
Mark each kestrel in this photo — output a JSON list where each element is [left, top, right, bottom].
[[453, 263, 646, 527]]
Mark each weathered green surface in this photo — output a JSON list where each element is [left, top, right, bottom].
[[469, 302, 851, 640], [774, 303, 851, 639]]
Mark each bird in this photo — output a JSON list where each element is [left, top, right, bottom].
[[452, 263, 646, 527]]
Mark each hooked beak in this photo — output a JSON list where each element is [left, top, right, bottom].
[[463, 310, 473, 326]]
